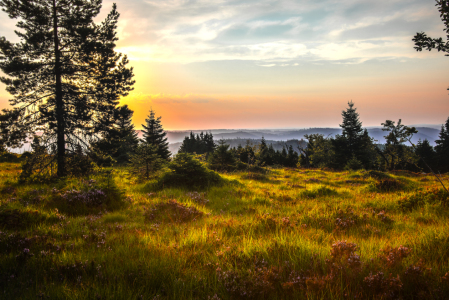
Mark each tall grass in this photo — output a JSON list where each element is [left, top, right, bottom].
[[0, 163, 448, 299]]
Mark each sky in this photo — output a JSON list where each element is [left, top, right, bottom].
[[0, 0, 448, 130]]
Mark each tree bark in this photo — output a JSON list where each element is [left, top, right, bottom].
[[53, 0, 65, 177]]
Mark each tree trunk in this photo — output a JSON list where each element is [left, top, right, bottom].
[[53, 0, 65, 177]]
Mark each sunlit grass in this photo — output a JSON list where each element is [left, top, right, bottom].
[[0, 163, 448, 299]]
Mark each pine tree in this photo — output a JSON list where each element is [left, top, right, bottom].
[[0, 1, 135, 176], [141, 109, 170, 160], [93, 105, 138, 164], [178, 131, 215, 155], [129, 143, 164, 180], [285, 145, 299, 167], [257, 136, 269, 166], [435, 117, 449, 172], [415, 139, 437, 171], [208, 139, 236, 171], [333, 101, 373, 169]]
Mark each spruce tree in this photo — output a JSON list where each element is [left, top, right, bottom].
[[285, 145, 299, 167], [415, 139, 437, 171], [257, 136, 269, 166], [208, 139, 236, 171], [0, 1, 135, 176], [333, 101, 373, 169], [129, 143, 164, 180], [178, 131, 215, 155], [141, 109, 170, 160], [93, 105, 138, 164], [435, 117, 449, 172]]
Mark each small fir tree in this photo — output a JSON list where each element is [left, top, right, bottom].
[[142, 109, 170, 160], [208, 139, 236, 171], [129, 143, 164, 180]]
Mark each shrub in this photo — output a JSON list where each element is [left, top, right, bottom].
[[129, 143, 165, 180], [151, 153, 222, 190], [301, 186, 338, 199], [344, 155, 364, 171], [49, 177, 125, 216], [398, 188, 449, 211], [363, 170, 391, 180]]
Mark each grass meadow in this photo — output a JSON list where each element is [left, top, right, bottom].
[[1, 162, 449, 299]]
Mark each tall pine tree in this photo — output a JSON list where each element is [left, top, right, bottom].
[[332, 101, 373, 169], [141, 109, 170, 160], [0, 1, 135, 176]]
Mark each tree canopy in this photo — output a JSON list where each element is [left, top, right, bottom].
[[141, 109, 170, 160], [0, 0, 135, 176]]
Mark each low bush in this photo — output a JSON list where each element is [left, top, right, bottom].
[[398, 188, 449, 211], [149, 153, 223, 190], [48, 177, 125, 216], [301, 186, 338, 199], [363, 170, 391, 180]]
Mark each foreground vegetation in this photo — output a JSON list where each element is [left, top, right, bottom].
[[1, 161, 449, 299]]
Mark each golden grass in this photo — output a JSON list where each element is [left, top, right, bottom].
[[0, 164, 448, 299]]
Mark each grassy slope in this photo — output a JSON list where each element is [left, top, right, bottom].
[[1, 163, 449, 299]]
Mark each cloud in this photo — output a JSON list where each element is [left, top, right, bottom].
[[93, 0, 445, 64]]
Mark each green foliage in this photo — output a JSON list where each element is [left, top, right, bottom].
[[299, 133, 334, 168], [0, 151, 20, 163], [415, 139, 437, 172], [300, 186, 338, 198], [363, 170, 392, 180], [20, 149, 98, 183], [398, 188, 449, 211], [151, 152, 223, 190], [179, 131, 216, 155], [344, 155, 364, 171], [92, 105, 139, 165], [0, 208, 60, 230], [141, 109, 170, 160], [208, 139, 238, 171], [435, 117, 449, 172], [129, 143, 165, 180], [332, 102, 375, 169], [413, 0, 449, 59], [0, 1, 135, 176], [378, 119, 419, 170], [48, 175, 125, 216], [1, 163, 449, 299]]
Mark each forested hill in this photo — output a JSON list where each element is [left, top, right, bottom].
[[140, 126, 440, 153], [10, 126, 441, 154], [169, 139, 308, 155]]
